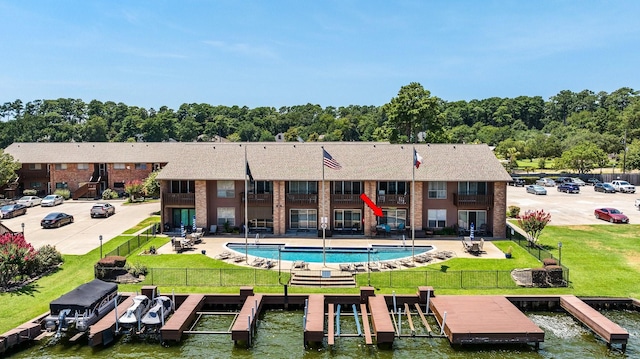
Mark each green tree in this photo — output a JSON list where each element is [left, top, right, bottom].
[[382, 82, 442, 143], [0, 150, 20, 185], [143, 171, 160, 198], [517, 209, 551, 247], [556, 142, 607, 174]]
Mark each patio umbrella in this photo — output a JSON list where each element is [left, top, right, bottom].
[[470, 222, 475, 240], [192, 215, 197, 232], [181, 222, 186, 238]]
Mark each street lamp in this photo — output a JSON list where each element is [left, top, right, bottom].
[[558, 241, 563, 266], [21, 222, 24, 234], [99, 235, 103, 259]]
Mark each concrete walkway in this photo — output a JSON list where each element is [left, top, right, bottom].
[[156, 234, 505, 271]]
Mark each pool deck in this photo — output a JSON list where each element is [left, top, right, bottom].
[[157, 235, 504, 271]]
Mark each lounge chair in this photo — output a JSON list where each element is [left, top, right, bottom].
[[339, 264, 351, 272], [368, 262, 381, 271], [215, 251, 232, 260]]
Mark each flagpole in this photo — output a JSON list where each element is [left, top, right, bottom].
[[322, 146, 326, 267], [412, 146, 415, 263], [244, 144, 249, 263]]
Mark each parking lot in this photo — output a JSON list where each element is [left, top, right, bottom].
[[507, 184, 639, 225], [1, 200, 160, 255]]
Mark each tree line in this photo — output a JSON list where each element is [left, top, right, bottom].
[[1, 84, 639, 173]]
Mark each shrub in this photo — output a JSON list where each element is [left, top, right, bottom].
[[507, 205, 521, 218], [101, 188, 119, 200], [33, 245, 63, 272], [22, 189, 37, 196], [125, 262, 148, 277], [0, 233, 37, 289], [517, 209, 551, 246], [54, 189, 70, 199]]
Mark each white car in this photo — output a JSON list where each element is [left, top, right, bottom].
[[41, 194, 64, 207], [16, 195, 42, 207], [610, 180, 636, 193]]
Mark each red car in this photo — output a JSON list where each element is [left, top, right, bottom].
[[594, 208, 629, 223]]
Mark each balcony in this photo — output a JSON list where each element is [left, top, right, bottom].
[[163, 192, 195, 206], [453, 194, 493, 208], [286, 193, 317, 205], [377, 194, 409, 206], [240, 193, 273, 206], [331, 194, 361, 205], [19, 169, 49, 180]]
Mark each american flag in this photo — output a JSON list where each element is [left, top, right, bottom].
[[323, 149, 342, 170]]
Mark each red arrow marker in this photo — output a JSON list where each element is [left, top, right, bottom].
[[360, 193, 383, 217]]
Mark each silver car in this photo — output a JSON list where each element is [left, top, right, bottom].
[[536, 177, 556, 187], [41, 194, 64, 207], [526, 185, 547, 195], [16, 195, 42, 207]]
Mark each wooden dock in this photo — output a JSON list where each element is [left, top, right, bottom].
[[327, 303, 335, 346], [303, 294, 325, 346], [367, 295, 395, 345], [0, 313, 46, 355], [88, 293, 132, 347], [160, 294, 205, 342], [430, 295, 544, 346], [560, 295, 629, 351], [231, 294, 264, 346]]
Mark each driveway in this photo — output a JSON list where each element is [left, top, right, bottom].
[[507, 185, 639, 225], [1, 200, 160, 255]]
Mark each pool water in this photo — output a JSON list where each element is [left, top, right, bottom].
[[225, 243, 434, 263]]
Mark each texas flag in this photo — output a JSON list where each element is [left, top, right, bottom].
[[414, 148, 423, 169]]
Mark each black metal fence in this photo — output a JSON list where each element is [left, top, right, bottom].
[[506, 222, 570, 285], [362, 270, 519, 289], [141, 268, 290, 287], [138, 267, 519, 289], [104, 223, 160, 258]]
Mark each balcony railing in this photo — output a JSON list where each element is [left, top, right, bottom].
[[331, 194, 361, 205], [377, 194, 409, 206], [240, 193, 273, 206], [286, 193, 317, 205], [163, 192, 195, 206], [453, 194, 493, 208]]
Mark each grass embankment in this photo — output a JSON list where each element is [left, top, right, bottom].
[[3, 220, 640, 333]]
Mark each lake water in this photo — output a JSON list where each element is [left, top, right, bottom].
[[6, 310, 639, 358]]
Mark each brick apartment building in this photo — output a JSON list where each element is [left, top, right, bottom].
[[4, 142, 512, 238]]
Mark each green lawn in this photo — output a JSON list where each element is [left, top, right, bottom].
[[3, 221, 640, 333]]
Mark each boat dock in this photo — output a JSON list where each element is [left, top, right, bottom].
[[560, 295, 629, 351], [161, 294, 206, 342], [0, 313, 47, 355], [88, 293, 132, 346], [367, 294, 394, 344], [230, 287, 264, 347], [430, 295, 545, 347], [303, 294, 325, 345]]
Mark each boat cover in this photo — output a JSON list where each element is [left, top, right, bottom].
[[50, 279, 118, 313]]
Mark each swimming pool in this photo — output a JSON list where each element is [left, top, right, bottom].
[[226, 243, 434, 263]]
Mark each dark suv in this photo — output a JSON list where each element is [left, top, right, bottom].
[[509, 176, 525, 187], [557, 183, 580, 193]]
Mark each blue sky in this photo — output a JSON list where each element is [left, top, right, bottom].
[[1, 1, 639, 110]]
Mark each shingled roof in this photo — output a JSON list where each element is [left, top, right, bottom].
[[4, 142, 511, 182]]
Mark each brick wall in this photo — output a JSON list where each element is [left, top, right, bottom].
[[195, 180, 207, 229], [273, 181, 286, 235], [492, 182, 507, 238]]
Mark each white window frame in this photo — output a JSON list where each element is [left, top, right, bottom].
[[427, 209, 447, 228], [428, 181, 447, 199], [54, 163, 67, 170], [290, 209, 317, 229], [28, 164, 42, 170], [114, 163, 126, 170], [217, 207, 235, 226], [77, 163, 89, 170], [217, 180, 235, 198], [457, 210, 487, 230], [135, 163, 147, 170]]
